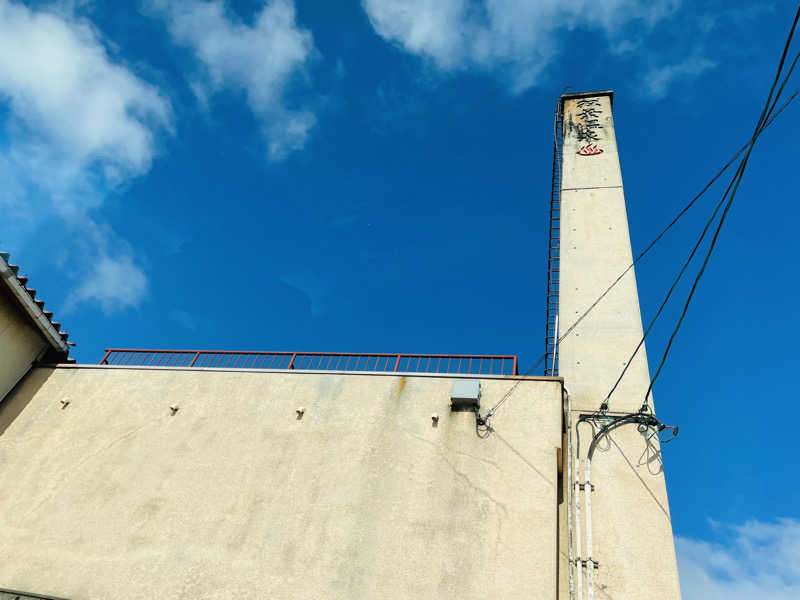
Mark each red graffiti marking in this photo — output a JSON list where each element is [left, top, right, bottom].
[[577, 144, 604, 156]]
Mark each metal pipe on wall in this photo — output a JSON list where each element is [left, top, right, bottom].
[[565, 387, 575, 600], [585, 457, 594, 600], [552, 315, 559, 376], [574, 423, 583, 600]]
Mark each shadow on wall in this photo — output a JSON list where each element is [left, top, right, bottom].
[[0, 367, 54, 437]]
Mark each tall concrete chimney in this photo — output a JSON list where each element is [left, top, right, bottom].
[[559, 91, 652, 413], [556, 91, 682, 600]]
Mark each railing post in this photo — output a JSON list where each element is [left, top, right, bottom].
[[513, 356, 518, 375], [287, 353, 297, 370], [393, 354, 401, 372], [189, 351, 200, 367], [99, 349, 112, 365]]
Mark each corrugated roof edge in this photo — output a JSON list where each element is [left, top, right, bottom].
[[0, 251, 71, 357]]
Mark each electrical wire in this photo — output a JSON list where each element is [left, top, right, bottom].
[[481, 79, 800, 423], [602, 184, 730, 411], [603, 79, 800, 411], [555, 81, 800, 361], [641, 6, 800, 409]]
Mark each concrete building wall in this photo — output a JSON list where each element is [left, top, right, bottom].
[[557, 92, 682, 599], [0, 366, 562, 600], [0, 285, 50, 402]]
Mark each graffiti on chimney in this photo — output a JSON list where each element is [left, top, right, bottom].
[[566, 98, 605, 156]]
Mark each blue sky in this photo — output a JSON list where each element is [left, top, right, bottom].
[[2, 0, 800, 596]]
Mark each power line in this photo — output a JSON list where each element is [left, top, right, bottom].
[[485, 8, 800, 421], [559, 81, 800, 367], [604, 81, 800, 411], [482, 82, 800, 422], [641, 6, 800, 409]]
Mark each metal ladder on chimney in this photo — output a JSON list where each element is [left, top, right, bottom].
[[544, 99, 563, 376]]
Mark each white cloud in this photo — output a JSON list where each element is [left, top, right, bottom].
[[69, 254, 148, 314], [0, 0, 170, 181], [644, 57, 716, 100], [362, 0, 682, 93], [677, 518, 800, 600], [150, 0, 316, 159], [0, 0, 171, 312]]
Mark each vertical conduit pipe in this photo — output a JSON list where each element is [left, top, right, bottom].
[[585, 457, 594, 600], [552, 315, 559, 376], [564, 387, 575, 600], [574, 427, 583, 600]]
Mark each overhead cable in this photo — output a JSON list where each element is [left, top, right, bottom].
[[604, 80, 800, 411], [482, 79, 800, 422], [640, 6, 800, 410]]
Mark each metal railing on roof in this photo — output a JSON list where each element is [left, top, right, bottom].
[[99, 349, 519, 376]]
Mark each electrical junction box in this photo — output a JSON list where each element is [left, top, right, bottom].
[[450, 379, 480, 411]]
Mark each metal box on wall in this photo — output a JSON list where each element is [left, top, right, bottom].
[[450, 379, 480, 411]]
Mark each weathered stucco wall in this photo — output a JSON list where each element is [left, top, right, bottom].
[[0, 366, 562, 600], [0, 285, 49, 402]]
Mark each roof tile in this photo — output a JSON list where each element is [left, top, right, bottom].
[[0, 251, 71, 356]]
